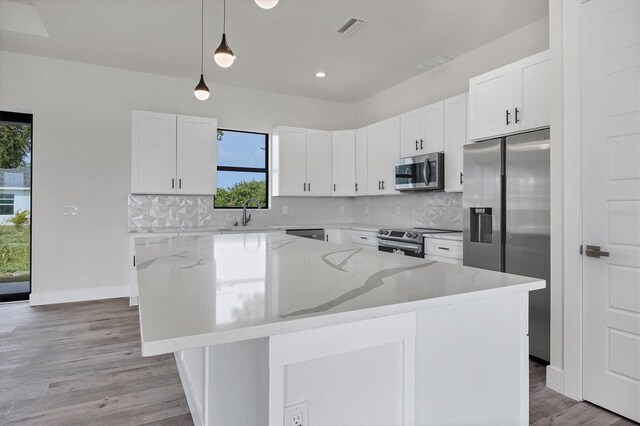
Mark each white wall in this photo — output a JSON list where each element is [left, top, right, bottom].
[[353, 17, 550, 127], [0, 51, 355, 305]]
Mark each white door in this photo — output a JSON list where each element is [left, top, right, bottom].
[[367, 122, 384, 194], [582, 0, 640, 422], [513, 50, 551, 133], [355, 127, 368, 196], [400, 108, 422, 157], [176, 115, 217, 195], [306, 129, 332, 196], [468, 63, 514, 141], [131, 110, 177, 194], [382, 116, 400, 195], [444, 93, 468, 192], [274, 127, 307, 196], [420, 101, 444, 153], [332, 130, 356, 196]]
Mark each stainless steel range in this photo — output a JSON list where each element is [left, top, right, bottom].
[[377, 227, 459, 258]]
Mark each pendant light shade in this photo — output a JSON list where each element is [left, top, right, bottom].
[[194, 0, 210, 100], [255, 0, 279, 9], [214, 33, 235, 68], [214, 0, 235, 68], [194, 74, 210, 100]]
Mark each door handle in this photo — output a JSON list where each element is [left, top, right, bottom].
[[506, 109, 511, 126], [584, 245, 610, 258], [415, 140, 419, 150], [420, 139, 424, 150], [515, 108, 520, 123]]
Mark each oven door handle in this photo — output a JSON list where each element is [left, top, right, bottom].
[[378, 240, 422, 253]]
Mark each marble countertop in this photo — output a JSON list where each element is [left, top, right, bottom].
[[423, 232, 463, 241], [135, 232, 543, 356], [128, 223, 384, 234]]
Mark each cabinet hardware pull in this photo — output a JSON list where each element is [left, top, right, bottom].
[[506, 110, 511, 125], [515, 108, 520, 123], [438, 247, 450, 251], [308, 182, 311, 192], [378, 180, 381, 190], [179, 179, 182, 189], [360, 236, 367, 240], [415, 140, 419, 150], [355, 183, 358, 192], [133, 255, 136, 267], [420, 139, 424, 150], [303, 183, 306, 191], [334, 183, 336, 192], [171, 178, 175, 189], [459, 172, 463, 185], [381, 180, 385, 190]]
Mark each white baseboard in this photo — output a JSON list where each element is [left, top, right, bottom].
[[29, 285, 129, 306], [546, 364, 565, 394]]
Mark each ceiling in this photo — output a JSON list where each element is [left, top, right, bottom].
[[0, 0, 549, 104]]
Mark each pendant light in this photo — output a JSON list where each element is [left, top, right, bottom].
[[214, 0, 235, 68], [194, 0, 210, 100], [255, 0, 279, 9]]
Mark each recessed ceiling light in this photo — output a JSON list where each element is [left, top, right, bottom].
[[315, 72, 326, 78]]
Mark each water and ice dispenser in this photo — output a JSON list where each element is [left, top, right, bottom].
[[469, 208, 493, 243]]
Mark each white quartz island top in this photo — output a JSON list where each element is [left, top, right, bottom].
[[135, 232, 544, 356]]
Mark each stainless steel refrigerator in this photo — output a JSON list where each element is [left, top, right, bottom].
[[463, 128, 550, 362]]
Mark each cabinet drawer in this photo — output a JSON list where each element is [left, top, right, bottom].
[[425, 239, 463, 259], [350, 231, 379, 247], [425, 254, 463, 265]]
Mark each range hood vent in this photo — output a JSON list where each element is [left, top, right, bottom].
[[415, 55, 452, 72], [336, 17, 366, 37]]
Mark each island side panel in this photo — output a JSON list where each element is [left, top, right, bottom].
[[415, 292, 529, 425]]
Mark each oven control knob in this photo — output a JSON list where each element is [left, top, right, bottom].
[[378, 230, 384, 235], [384, 230, 390, 235]]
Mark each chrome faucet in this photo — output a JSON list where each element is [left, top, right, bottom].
[[241, 198, 261, 226]]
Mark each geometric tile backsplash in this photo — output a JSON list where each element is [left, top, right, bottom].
[[127, 191, 463, 230]]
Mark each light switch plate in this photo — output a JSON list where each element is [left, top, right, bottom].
[[284, 401, 308, 426]]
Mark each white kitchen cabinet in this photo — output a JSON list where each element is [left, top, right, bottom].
[[272, 127, 331, 197], [332, 130, 356, 196], [272, 126, 307, 196], [444, 93, 468, 192], [367, 117, 400, 195], [423, 236, 463, 265], [400, 101, 444, 157], [421, 101, 445, 154], [349, 229, 379, 249], [355, 127, 368, 196], [468, 50, 550, 141], [131, 111, 217, 195], [325, 228, 346, 244], [306, 129, 332, 196]]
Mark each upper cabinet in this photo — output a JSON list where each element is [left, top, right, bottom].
[[272, 126, 332, 197], [444, 93, 468, 192], [468, 50, 550, 141], [332, 130, 356, 196], [131, 110, 217, 195], [368, 117, 400, 195], [400, 101, 444, 157], [355, 127, 368, 196]]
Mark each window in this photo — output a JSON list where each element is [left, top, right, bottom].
[[0, 194, 14, 215], [214, 129, 268, 209]]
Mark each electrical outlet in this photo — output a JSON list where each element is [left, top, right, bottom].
[[339, 206, 344, 214], [284, 401, 308, 426], [282, 206, 288, 214], [396, 206, 401, 214]]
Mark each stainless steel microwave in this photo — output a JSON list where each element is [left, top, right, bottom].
[[394, 152, 445, 191]]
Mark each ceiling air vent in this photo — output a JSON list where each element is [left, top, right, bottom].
[[336, 17, 366, 37], [415, 55, 452, 72]]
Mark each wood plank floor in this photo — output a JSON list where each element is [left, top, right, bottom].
[[0, 298, 636, 425]]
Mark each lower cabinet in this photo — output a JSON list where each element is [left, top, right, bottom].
[[349, 229, 379, 250], [423, 236, 463, 265]]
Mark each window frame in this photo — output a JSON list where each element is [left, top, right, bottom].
[[0, 193, 15, 215], [214, 128, 270, 210]]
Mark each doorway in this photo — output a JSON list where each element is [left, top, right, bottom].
[[0, 111, 32, 302]]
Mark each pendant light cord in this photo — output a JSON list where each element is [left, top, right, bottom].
[[200, 0, 204, 74], [223, 0, 226, 33]]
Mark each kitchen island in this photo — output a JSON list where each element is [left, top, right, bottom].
[[134, 232, 544, 426]]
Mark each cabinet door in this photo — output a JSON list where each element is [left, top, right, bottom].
[[273, 127, 307, 196], [468, 63, 514, 141], [131, 110, 177, 194], [306, 129, 332, 196], [176, 115, 217, 195], [355, 127, 368, 196], [421, 101, 445, 153], [382, 116, 401, 194], [332, 130, 356, 196], [400, 109, 422, 157], [513, 50, 551, 132], [444, 93, 468, 192], [366, 123, 384, 194]]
